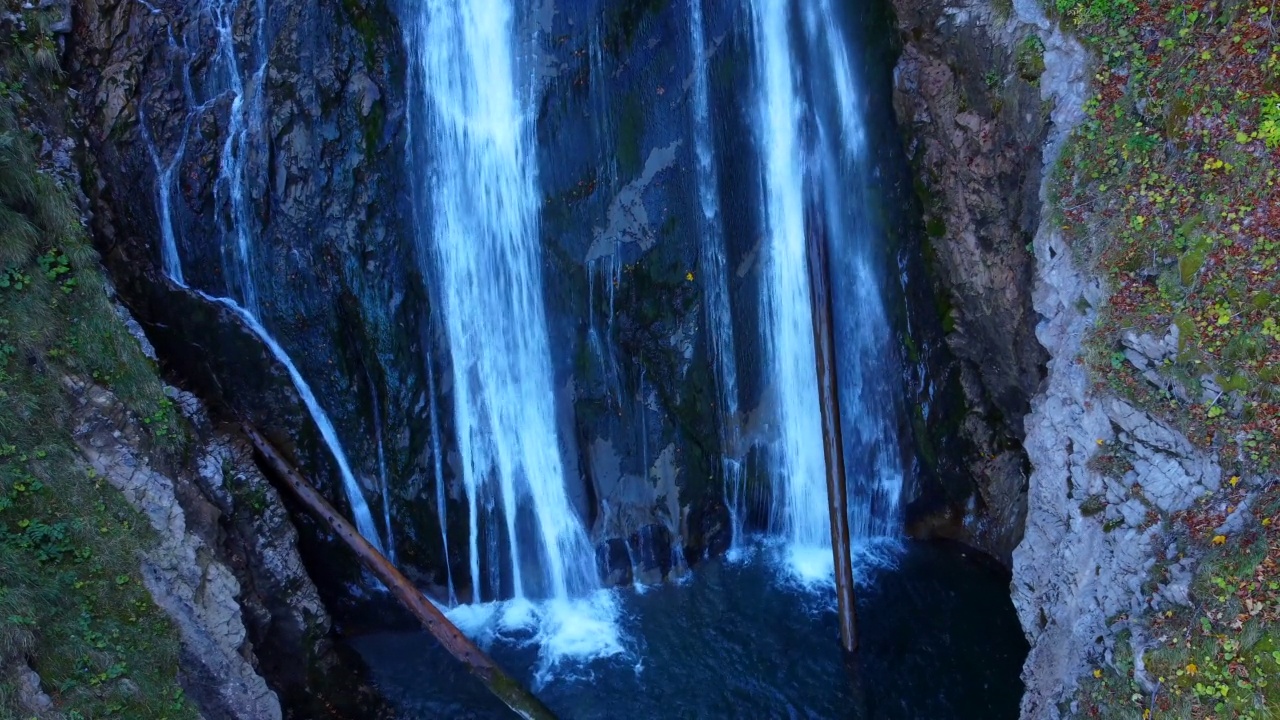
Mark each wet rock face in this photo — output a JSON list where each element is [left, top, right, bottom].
[[529, 0, 747, 567], [68, 373, 394, 719], [71, 0, 458, 580], [890, 0, 1055, 563], [72, 0, 954, 609]]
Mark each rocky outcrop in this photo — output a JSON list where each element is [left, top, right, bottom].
[[68, 376, 284, 720], [888, 0, 1220, 713], [921, 1, 1241, 717], [64, 368, 390, 719], [8, 663, 55, 718], [68, 0, 457, 583], [1008, 11, 1229, 706], [891, 0, 1057, 562]]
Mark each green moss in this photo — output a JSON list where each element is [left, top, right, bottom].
[[617, 90, 645, 179], [1179, 246, 1207, 286], [340, 0, 382, 68], [925, 215, 947, 238], [362, 98, 385, 155], [940, 307, 957, 334], [604, 0, 673, 53], [910, 404, 938, 472], [1015, 35, 1046, 83]]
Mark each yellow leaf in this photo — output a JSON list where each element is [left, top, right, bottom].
[[1212, 535, 1227, 545]]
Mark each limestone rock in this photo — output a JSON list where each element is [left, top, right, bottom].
[[891, 0, 1057, 562], [14, 664, 55, 716], [66, 377, 283, 720], [1004, 1, 1225, 714]]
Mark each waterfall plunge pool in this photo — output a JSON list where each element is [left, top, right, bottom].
[[348, 540, 1027, 719]]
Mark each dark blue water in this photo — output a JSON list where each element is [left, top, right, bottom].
[[349, 541, 1026, 719]]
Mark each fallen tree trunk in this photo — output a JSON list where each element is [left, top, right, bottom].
[[243, 424, 558, 720], [805, 207, 859, 654]]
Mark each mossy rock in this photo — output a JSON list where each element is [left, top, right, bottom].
[[1015, 35, 1046, 83]]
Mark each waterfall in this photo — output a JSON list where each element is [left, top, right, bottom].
[[744, 0, 905, 580], [141, 0, 385, 553], [202, 294, 389, 553], [208, 0, 265, 315], [403, 0, 621, 668], [688, 0, 746, 554], [799, 0, 905, 541]]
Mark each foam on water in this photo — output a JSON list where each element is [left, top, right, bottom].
[[761, 536, 903, 594], [443, 591, 627, 685]]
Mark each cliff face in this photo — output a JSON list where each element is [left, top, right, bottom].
[[890, 0, 1055, 563], [889, 0, 1263, 716]]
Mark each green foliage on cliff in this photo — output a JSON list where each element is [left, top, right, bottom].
[[1052, 0, 1280, 715], [1057, 0, 1279, 487], [1, 7, 195, 719]]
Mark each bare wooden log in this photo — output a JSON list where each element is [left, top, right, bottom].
[[243, 424, 559, 720], [805, 209, 859, 654]]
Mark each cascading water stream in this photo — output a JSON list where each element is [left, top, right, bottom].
[[688, 0, 746, 554], [368, 372, 397, 564], [746, 0, 828, 568], [403, 0, 621, 670], [140, 0, 385, 553], [798, 0, 905, 541], [744, 0, 905, 581]]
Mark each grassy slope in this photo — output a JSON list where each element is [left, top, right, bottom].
[[1049, 0, 1280, 716], [1, 6, 196, 719]]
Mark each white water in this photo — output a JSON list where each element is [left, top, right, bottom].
[[801, 0, 905, 541], [201, 293, 388, 551], [689, 0, 747, 553], [745, 0, 905, 582], [404, 0, 620, 665], [208, 0, 265, 315], [141, 0, 385, 553]]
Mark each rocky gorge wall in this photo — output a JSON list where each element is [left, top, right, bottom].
[[891, 0, 1054, 564], [55, 0, 1226, 715], [889, 0, 1270, 717]]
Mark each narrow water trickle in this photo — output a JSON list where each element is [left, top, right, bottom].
[[688, 0, 746, 554], [425, 349, 456, 605], [142, 0, 385, 554], [403, 0, 622, 671], [368, 372, 397, 565]]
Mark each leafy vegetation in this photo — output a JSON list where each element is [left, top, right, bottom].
[[1, 5, 194, 718], [1074, 480, 1280, 718], [1053, 0, 1280, 476], [1050, 0, 1280, 715]]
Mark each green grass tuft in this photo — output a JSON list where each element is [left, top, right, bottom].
[[1, 5, 194, 718]]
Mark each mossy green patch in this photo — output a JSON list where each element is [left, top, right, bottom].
[[1, 7, 193, 717], [617, 90, 645, 180]]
